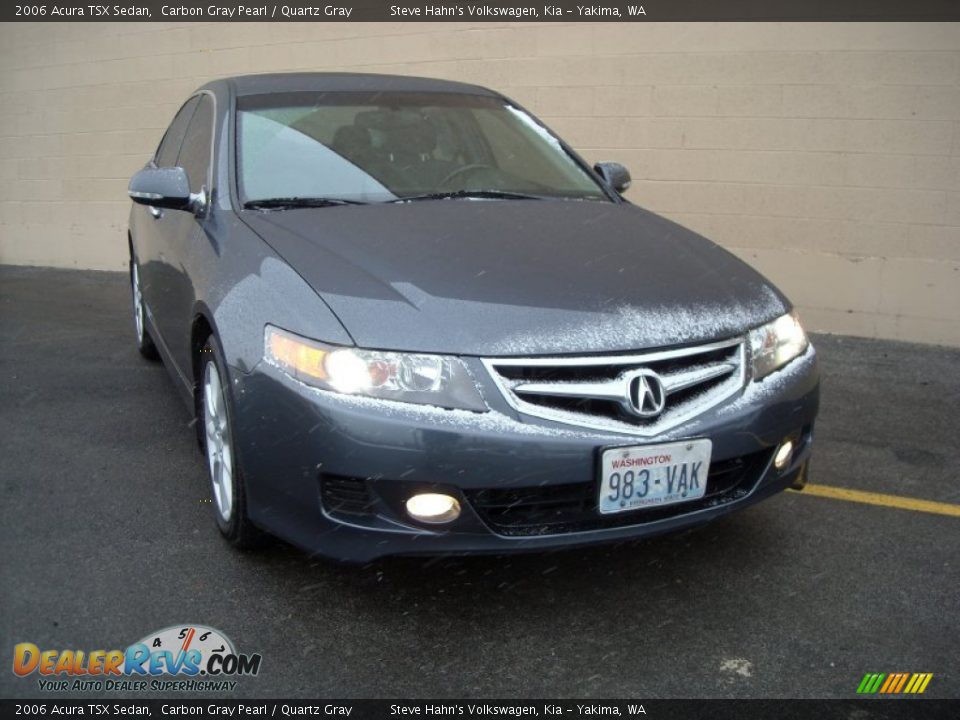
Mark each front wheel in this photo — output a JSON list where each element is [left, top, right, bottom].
[[129, 256, 159, 360], [200, 337, 264, 549]]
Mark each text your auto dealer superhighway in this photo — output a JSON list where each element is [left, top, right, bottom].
[[162, 4, 355, 16]]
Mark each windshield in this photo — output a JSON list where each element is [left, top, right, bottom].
[[235, 91, 610, 205]]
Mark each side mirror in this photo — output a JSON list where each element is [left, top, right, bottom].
[[128, 167, 197, 212], [594, 162, 632, 193]]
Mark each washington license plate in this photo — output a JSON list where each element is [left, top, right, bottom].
[[599, 439, 712, 515]]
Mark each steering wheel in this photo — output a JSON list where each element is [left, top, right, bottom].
[[438, 163, 497, 189]]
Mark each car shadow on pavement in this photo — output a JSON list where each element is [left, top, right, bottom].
[[232, 508, 789, 612]]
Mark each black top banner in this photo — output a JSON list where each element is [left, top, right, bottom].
[[5, 0, 960, 22]]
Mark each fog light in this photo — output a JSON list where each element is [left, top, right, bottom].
[[774, 440, 794, 470], [406, 493, 461, 524]]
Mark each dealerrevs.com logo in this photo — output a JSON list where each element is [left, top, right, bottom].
[[13, 625, 262, 692]]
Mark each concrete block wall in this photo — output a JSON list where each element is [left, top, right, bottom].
[[1, 22, 958, 345]]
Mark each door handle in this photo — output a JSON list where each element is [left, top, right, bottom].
[[149, 206, 163, 219]]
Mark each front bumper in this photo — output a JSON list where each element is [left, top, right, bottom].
[[230, 348, 819, 562]]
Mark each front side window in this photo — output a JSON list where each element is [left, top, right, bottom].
[[236, 91, 608, 204], [177, 94, 214, 195], [155, 96, 199, 168]]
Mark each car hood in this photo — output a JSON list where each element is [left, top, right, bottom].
[[242, 201, 788, 356]]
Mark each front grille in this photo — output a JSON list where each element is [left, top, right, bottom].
[[320, 474, 375, 517], [466, 449, 771, 537], [482, 338, 746, 436]]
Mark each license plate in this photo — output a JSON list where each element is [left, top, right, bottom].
[[599, 439, 712, 515]]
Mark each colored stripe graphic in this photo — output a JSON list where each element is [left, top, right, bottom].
[[857, 673, 886, 694], [857, 672, 932, 694], [906, 673, 934, 694], [879, 674, 897, 693], [893, 673, 910, 693], [881, 673, 909, 693]]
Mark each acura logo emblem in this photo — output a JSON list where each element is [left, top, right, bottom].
[[626, 369, 667, 418]]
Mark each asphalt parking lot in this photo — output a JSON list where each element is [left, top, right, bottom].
[[1, 265, 958, 700]]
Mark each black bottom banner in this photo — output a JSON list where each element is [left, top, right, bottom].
[[1, 700, 959, 720]]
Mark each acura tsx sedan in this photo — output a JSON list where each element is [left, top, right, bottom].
[[127, 73, 819, 561]]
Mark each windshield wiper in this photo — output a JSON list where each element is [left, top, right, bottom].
[[243, 197, 368, 210], [390, 190, 549, 203]]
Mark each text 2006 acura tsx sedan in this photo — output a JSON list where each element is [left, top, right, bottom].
[[127, 73, 819, 561]]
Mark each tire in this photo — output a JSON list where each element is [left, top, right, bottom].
[[198, 335, 265, 550], [129, 253, 159, 360]]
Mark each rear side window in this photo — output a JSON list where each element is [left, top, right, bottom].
[[177, 94, 214, 194], [155, 97, 199, 168]]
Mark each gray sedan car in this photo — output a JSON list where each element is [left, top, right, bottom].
[[127, 73, 819, 561]]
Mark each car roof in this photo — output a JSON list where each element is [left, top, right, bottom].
[[215, 72, 500, 98]]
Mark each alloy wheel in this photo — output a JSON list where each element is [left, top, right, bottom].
[[203, 361, 234, 521], [131, 262, 144, 343]]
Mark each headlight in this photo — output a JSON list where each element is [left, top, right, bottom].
[[264, 326, 487, 411], [749, 311, 808, 380]]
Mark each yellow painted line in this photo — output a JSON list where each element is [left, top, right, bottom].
[[790, 484, 960, 518], [918, 673, 933, 694]]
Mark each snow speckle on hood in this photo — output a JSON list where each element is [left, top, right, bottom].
[[486, 286, 787, 356], [717, 344, 817, 417]]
